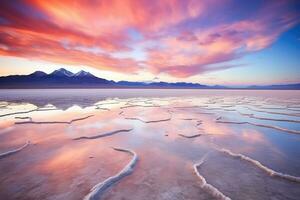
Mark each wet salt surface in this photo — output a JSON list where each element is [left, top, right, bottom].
[[0, 89, 300, 200]]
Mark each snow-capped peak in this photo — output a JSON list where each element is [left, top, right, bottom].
[[74, 70, 94, 77], [51, 68, 74, 77]]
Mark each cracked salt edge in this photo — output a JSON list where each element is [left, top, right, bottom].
[[217, 148, 300, 183], [83, 147, 138, 200], [193, 153, 231, 200], [216, 117, 300, 134], [73, 129, 133, 140], [15, 115, 94, 125], [0, 141, 30, 159]]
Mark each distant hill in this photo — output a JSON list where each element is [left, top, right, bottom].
[[116, 81, 226, 89], [0, 68, 114, 88], [0, 68, 223, 89], [0, 68, 299, 89], [247, 84, 300, 90]]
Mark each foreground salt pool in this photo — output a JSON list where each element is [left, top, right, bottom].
[[0, 89, 299, 200]]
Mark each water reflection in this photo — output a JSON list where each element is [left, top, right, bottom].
[[0, 89, 299, 200]]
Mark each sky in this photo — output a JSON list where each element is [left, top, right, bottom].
[[0, 0, 299, 86]]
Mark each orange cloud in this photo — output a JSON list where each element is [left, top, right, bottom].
[[32, 0, 205, 34]]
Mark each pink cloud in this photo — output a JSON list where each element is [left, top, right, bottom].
[[146, 8, 299, 77], [0, 0, 299, 77], [31, 0, 206, 35]]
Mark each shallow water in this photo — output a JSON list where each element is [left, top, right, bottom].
[[0, 89, 299, 200]]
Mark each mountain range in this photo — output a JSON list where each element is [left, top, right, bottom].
[[0, 68, 299, 89]]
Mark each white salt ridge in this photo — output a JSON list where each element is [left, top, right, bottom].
[[193, 153, 231, 200], [258, 106, 287, 110], [197, 111, 215, 115], [120, 104, 160, 109], [0, 141, 30, 159], [73, 129, 132, 140], [120, 105, 140, 109], [125, 117, 171, 123], [15, 115, 94, 125], [178, 118, 199, 121], [83, 148, 138, 200], [173, 105, 206, 109], [95, 107, 110, 111], [244, 106, 300, 117], [0, 108, 58, 118], [216, 117, 300, 134], [220, 105, 234, 108], [238, 112, 300, 123], [0, 109, 37, 118], [94, 102, 120, 106], [178, 133, 202, 138], [218, 148, 300, 183], [257, 105, 300, 112]]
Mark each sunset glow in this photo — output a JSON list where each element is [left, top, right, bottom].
[[1, 2, 300, 199]]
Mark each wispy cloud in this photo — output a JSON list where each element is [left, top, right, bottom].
[[0, 0, 299, 77]]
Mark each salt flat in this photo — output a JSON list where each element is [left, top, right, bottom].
[[0, 89, 299, 200]]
